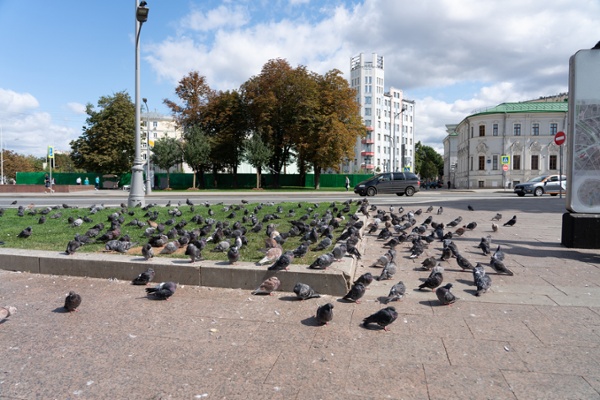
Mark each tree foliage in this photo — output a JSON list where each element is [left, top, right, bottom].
[[1, 150, 37, 182], [151, 136, 182, 189], [244, 132, 272, 188], [182, 125, 212, 189], [415, 142, 444, 179], [164, 71, 214, 130], [69, 91, 135, 174]]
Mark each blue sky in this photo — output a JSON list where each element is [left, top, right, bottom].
[[1, 0, 599, 157]]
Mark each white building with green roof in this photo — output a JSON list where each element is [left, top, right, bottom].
[[444, 100, 568, 189]]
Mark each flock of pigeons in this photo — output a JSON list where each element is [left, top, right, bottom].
[[1, 198, 517, 331]]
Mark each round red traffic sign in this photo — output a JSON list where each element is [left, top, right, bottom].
[[554, 131, 566, 146], [502, 164, 509, 171]]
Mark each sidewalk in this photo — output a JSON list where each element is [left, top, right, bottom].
[[1, 201, 600, 399]]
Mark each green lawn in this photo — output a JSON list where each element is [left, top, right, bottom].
[[0, 200, 359, 265]]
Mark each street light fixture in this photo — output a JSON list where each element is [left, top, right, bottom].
[[142, 97, 152, 195], [128, 0, 149, 207]]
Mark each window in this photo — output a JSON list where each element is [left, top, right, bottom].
[[365, 119, 371, 127], [513, 155, 521, 170], [514, 124, 521, 136], [478, 156, 485, 170], [471, 127, 474, 138], [531, 155, 539, 170], [478, 181, 485, 188], [532, 123, 539, 136], [492, 155, 498, 170], [470, 157, 473, 171], [549, 155, 557, 170], [365, 96, 372, 104], [377, 133, 381, 140], [153, 121, 158, 128], [493, 123, 498, 136], [479, 125, 485, 137], [550, 123, 558, 136], [364, 108, 371, 116]]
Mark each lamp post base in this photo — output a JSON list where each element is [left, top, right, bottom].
[[127, 164, 145, 207]]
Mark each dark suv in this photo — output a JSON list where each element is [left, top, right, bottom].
[[354, 172, 421, 197]]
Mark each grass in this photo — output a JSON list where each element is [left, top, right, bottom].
[[0, 200, 360, 265]]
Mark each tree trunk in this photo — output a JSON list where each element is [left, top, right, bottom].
[[255, 167, 261, 189], [313, 164, 321, 190], [232, 165, 238, 188], [211, 165, 218, 189], [166, 169, 171, 189], [192, 171, 196, 189], [198, 168, 206, 189]]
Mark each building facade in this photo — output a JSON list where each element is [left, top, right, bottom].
[[141, 111, 192, 173], [443, 101, 568, 189], [348, 53, 415, 174]]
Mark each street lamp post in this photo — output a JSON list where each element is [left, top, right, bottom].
[[142, 98, 152, 195], [392, 105, 407, 172], [128, 0, 149, 207], [0, 123, 4, 185]]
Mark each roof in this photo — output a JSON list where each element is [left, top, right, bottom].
[[470, 101, 568, 116]]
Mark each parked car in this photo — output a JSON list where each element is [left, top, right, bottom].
[[514, 174, 567, 197], [354, 172, 421, 197]]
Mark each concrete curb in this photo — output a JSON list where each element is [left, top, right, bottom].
[[0, 248, 357, 296]]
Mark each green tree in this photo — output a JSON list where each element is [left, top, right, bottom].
[[244, 132, 272, 189], [414, 142, 444, 180], [300, 69, 364, 189], [70, 91, 135, 174], [1, 150, 37, 182], [151, 136, 182, 189], [182, 125, 212, 189]]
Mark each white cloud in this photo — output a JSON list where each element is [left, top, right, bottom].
[[66, 102, 86, 114], [0, 88, 39, 113], [181, 5, 249, 32]]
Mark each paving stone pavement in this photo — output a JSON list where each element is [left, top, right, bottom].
[[1, 199, 600, 399]]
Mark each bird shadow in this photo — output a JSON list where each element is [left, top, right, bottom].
[[52, 307, 69, 314], [172, 259, 195, 264], [455, 278, 473, 286], [278, 296, 300, 302], [463, 289, 479, 296], [336, 298, 357, 304], [418, 300, 438, 307], [361, 323, 385, 331], [300, 316, 324, 327]]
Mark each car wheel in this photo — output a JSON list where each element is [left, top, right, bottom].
[[517, 192, 525, 197], [405, 187, 415, 196], [534, 187, 543, 197], [367, 187, 376, 196]]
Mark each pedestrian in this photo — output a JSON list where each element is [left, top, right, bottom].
[[345, 176, 350, 191], [76, 176, 82, 185], [95, 176, 100, 191], [447, 180, 451, 190], [84, 177, 89, 186], [44, 174, 50, 193]]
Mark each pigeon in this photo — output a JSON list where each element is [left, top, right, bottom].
[[293, 283, 321, 300], [64, 291, 82, 312], [251, 276, 281, 295], [185, 243, 202, 263], [65, 239, 82, 255], [354, 272, 374, 287], [268, 251, 294, 271], [381, 281, 406, 304], [315, 303, 334, 325], [343, 282, 366, 303], [490, 245, 514, 275], [492, 223, 499, 232], [465, 221, 478, 230], [454, 227, 466, 237], [376, 261, 397, 281], [146, 281, 177, 300], [38, 215, 46, 224], [467, 205, 475, 211], [132, 268, 155, 285], [362, 306, 398, 331], [503, 215, 517, 227], [308, 253, 334, 270], [160, 241, 181, 254], [312, 236, 333, 251], [142, 243, 155, 261], [436, 283, 457, 305], [456, 254, 474, 271], [258, 246, 283, 265], [473, 263, 492, 296], [213, 240, 230, 252], [421, 256, 437, 270], [17, 226, 32, 238], [292, 241, 310, 258], [437, 206, 443, 215], [491, 213, 502, 221], [477, 237, 491, 255], [419, 270, 443, 291], [332, 243, 347, 261], [0, 306, 17, 322], [227, 245, 240, 264], [426, 206, 434, 213]]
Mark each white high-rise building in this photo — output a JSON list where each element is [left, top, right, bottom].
[[348, 53, 415, 174]]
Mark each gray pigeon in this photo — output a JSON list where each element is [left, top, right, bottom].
[[227, 245, 240, 264], [362, 306, 398, 331], [332, 242, 347, 261], [491, 213, 502, 221], [213, 240, 230, 252], [421, 256, 437, 270], [490, 245, 513, 275], [142, 243, 154, 261], [293, 283, 321, 300], [503, 215, 517, 227], [308, 253, 334, 270], [268, 251, 294, 271], [65, 239, 82, 255], [146, 281, 177, 300], [343, 282, 366, 303], [381, 281, 406, 304], [419, 270, 443, 291], [456, 253, 474, 271], [312, 236, 333, 251], [473, 263, 492, 296], [17, 226, 32, 238], [354, 272, 374, 287], [376, 261, 397, 281], [64, 291, 82, 312], [132, 268, 155, 285], [160, 241, 181, 254], [315, 303, 334, 325], [436, 283, 456, 305], [185, 243, 202, 263], [477, 237, 491, 255]]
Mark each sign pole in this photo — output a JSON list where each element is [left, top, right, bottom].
[[559, 144, 563, 199]]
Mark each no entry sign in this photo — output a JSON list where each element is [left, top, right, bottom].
[[554, 131, 566, 146]]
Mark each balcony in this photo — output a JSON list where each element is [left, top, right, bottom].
[[366, 126, 374, 131], [361, 151, 375, 156], [365, 164, 374, 169], [362, 138, 374, 144]]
